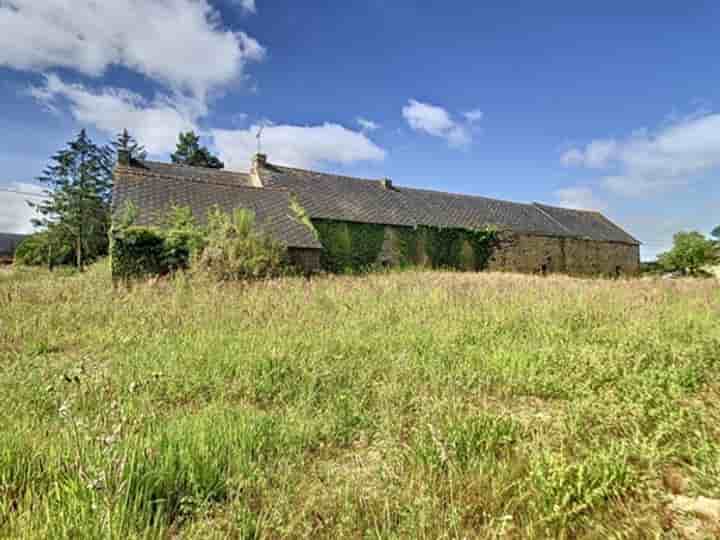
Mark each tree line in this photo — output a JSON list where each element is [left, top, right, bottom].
[[17, 129, 223, 270]]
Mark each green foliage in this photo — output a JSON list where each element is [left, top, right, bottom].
[[314, 220, 498, 273], [14, 227, 74, 267], [313, 220, 386, 272], [289, 196, 318, 240], [111, 204, 206, 280], [110, 226, 166, 279], [397, 225, 498, 270], [30, 129, 113, 270], [193, 207, 286, 280], [170, 131, 224, 169], [112, 129, 147, 162], [657, 231, 718, 275]]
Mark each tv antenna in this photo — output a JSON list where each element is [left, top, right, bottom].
[[256, 125, 265, 154]]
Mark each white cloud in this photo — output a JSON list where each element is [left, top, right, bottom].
[[554, 186, 607, 211], [0, 182, 45, 234], [464, 109, 484, 123], [402, 99, 471, 148], [31, 75, 197, 155], [211, 123, 386, 170], [357, 117, 380, 131], [237, 0, 257, 14], [0, 0, 264, 101], [560, 112, 720, 196]]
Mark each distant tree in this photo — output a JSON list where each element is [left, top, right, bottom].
[[30, 129, 114, 270], [112, 128, 147, 161], [170, 131, 224, 169], [657, 231, 718, 275], [711, 225, 720, 240]]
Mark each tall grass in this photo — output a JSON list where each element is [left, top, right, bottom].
[[1, 262, 719, 538]]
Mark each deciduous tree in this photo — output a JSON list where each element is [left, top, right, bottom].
[[657, 231, 718, 275]]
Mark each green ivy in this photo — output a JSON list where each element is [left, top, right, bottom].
[[313, 220, 386, 273], [313, 219, 498, 273], [397, 225, 498, 271]]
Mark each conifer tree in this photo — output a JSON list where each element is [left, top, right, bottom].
[[112, 128, 147, 161], [30, 129, 114, 270], [170, 131, 224, 169]]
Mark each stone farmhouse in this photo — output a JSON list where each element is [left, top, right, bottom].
[[112, 151, 640, 275]]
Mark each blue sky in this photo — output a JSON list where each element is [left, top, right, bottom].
[[2, 0, 720, 259]]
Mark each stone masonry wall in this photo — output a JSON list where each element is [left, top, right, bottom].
[[486, 232, 640, 275]]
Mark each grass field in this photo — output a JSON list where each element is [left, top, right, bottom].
[[1, 263, 719, 539]]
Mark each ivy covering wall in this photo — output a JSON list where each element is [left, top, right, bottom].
[[312, 219, 498, 273]]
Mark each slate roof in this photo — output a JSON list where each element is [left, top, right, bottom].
[[533, 203, 640, 245], [112, 161, 322, 250], [112, 159, 639, 248], [0, 233, 26, 256], [258, 163, 639, 244]]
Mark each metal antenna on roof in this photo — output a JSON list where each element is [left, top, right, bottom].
[[256, 125, 264, 154]]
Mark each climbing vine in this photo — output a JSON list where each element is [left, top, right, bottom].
[[313, 219, 499, 273], [312, 220, 386, 272], [396, 225, 498, 270]]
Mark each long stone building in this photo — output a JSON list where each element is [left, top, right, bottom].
[[113, 152, 640, 275]]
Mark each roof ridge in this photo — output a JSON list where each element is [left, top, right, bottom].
[[268, 163, 383, 185], [118, 166, 290, 194], [140, 160, 251, 177]]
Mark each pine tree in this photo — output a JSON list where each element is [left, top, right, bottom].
[[112, 128, 147, 161], [170, 131, 224, 169], [30, 129, 114, 271]]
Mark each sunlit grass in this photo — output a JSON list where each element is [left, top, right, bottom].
[[1, 262, 719, 538]]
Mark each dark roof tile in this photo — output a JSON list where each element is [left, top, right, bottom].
[[113, 163, 321, 250]]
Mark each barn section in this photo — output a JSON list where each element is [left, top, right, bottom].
[[111, 158, 323, 270], [253, 155, 640, 275], [112, 153, 640, 275]]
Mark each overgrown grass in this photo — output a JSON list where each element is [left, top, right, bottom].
[[1, 262, 719, 538]]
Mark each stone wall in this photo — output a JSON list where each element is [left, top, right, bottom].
[[287, 247, 321, 273], [486, 232, 640, 276]]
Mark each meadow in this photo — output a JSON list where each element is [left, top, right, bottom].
[[1, 263, 719, 538]]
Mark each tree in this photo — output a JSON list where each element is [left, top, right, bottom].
[[30, 129, 114, 270], [711, 225, 720, 240], [657, 231, 718, 275], [112, 129, 147, 161], [170, 131, 224, 169]]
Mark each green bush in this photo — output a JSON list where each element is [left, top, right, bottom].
[[14, 231, 74, 267], [193, 208, 286, 281], [110, 226, 166, 280]]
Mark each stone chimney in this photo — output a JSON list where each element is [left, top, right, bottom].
[[117, 149, 131, 166], [249, 153, 268, 187], [380, 177, 393, 190]]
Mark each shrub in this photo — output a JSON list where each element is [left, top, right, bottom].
[[193, 208, 286, 280], [110, 226, 166, 280], [14, 230, 74, 267]]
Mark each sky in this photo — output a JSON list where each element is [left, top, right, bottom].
[[1, 1, 719, 260]]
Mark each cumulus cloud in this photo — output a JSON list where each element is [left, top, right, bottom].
[[560, 112, 720, 196], [402, 99, 472, 148], [237, 0, 256, 14], [0, 183, 45, 234], [463, 109, 484, 123], [554, 186, 607, 211], [211, 123, 386, 170], [31, 75, 198, 155], [357, 117, 380, 131], [0, 0, 264, 101]]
